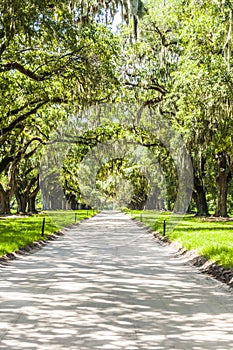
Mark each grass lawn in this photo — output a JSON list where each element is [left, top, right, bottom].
[[129, 210, 233, 268], [0, 210, 97, 256]]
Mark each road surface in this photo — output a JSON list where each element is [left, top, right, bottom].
[[0, 211, 232, 349]]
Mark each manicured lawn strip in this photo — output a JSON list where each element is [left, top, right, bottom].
[[44, 210, 97, 230], [130, 210, 233, 268], [0, 210, 97, 256]]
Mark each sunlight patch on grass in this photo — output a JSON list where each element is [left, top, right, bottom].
[[0, 210, 97, 256], [130, 210, 233, 268]]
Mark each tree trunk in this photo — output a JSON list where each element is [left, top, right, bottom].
[[28, 178, 40, 213], [145, 186, 165, 210], [28, 194, 37, 213], [215, 152, 229, 217], [16, 194, 28, 214], [193, 175, 209, 216], [0, 185, 11, 215], [68, 194, 78, 210]]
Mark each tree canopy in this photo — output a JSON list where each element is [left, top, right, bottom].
[[1, 0, 233, 217]]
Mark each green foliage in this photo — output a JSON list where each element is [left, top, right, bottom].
[[55, 115, 179, 211], [0, 0, 121, 214], [2, 0, 233, 218]]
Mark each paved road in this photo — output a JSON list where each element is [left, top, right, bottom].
[[0, 211, 232, 350]]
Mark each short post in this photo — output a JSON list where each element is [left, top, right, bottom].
[[41, 218, 45, 237], [87, 210, 88, 217], [75, 213, 77, 223], [140, 213, 142, 222], [163, 220, 166, 236]]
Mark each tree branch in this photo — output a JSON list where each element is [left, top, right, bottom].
[[0, 136, 46, 174], [0, 156, 15, 174], [29, 180, 40, 199], [0, 62, 58, 81], [0, 42, 7, 57], [6, 99, 45, 118], [125, 80, 167, 95], [1, 102, 47, 136], [0, 49, 85, 81], [154, 25, 178, 47], [1, 97, 67, 136]]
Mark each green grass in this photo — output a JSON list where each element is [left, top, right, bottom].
[[130, 210, 233, 268], [0, 210, 97, 256]]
